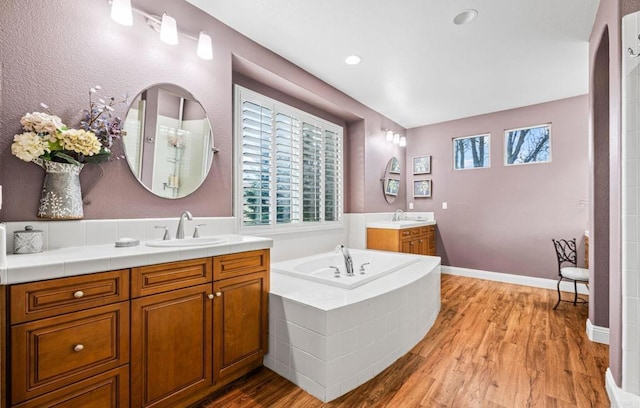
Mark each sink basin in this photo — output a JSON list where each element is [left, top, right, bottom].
[[146, 237, 227, 247]]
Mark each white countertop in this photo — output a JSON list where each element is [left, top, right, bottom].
[[0, 234, 273, 285], [366, 220, 436, 230]]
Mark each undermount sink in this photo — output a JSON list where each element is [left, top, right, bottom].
[[146, 237, 227, 247]]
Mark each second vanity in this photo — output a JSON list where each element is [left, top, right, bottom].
[[366, 219, 437, 256], [0, 234, 272, 408]]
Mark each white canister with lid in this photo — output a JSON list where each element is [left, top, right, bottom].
[[14, 225, 44, 254]]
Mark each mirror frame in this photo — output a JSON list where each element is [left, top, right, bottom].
[[382, 157, 401, 204], [122, 83, 214, 199]]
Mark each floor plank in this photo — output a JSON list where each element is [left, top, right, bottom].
[[195, 274, 609, 408]]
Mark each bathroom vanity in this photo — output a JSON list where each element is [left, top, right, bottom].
[[0, 236, 271, 408], [366, 222, 437, 256]]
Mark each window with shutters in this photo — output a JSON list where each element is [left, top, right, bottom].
[[235, 86, 343, 231]]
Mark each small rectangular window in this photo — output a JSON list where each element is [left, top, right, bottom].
[[504, 124, 551, 165], [453, 133, 490, 170]]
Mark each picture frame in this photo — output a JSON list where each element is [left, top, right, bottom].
[[384, 178, 400, 196], [413, 179, 432, 198], [412, 155, 431, 175]]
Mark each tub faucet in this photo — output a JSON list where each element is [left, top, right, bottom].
[[336, 244, 354, 276], [176, 211, 193, 239], [393, 209, 404, 221]]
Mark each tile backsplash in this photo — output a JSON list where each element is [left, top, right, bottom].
[[2, 217, 237, 254]]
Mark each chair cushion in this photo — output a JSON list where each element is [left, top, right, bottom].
[[561, 266, 589, 281]]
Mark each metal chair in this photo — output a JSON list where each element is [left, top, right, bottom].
[[552, 238, 589, 310]]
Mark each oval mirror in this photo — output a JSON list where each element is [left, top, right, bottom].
[[122, 84, 214, 199], [382, 157, 401, 204]]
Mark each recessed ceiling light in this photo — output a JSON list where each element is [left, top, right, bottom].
[[453, 9, 478, 25], [345, 55, 361, 65]]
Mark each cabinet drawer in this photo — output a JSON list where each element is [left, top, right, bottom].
[[10, 270, 129, 324], [12, 365, 129, 408], [131, 257, 212, 298], [11, 302, 130, 403], [214, 249, 269, 281]]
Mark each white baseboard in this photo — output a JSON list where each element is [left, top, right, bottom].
[[441, 265, 589, 295], [587, 318, 610, 345], [607, 367, 640, 407]]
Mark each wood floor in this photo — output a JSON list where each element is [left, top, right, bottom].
[[196, 274, 609, 408]]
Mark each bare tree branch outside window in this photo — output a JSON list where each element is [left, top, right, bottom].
[[453, 134, 490, 170], [504, 124, 551, 165]]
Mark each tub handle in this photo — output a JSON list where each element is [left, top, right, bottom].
[[359, 262, 370, 274], [330, 266, 340, 278]]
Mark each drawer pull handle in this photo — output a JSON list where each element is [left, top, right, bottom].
[[208, 294, 214, 300], [73, 344, 84, 352], [73, 291, 84, 299], [215, 292, 222, 297]]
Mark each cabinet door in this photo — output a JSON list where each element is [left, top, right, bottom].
[[426, 226, 436, 256], [213, 272, 268, 382], [131, 284, 213, 408]]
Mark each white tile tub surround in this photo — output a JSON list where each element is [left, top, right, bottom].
[[622, 12, 640, 401], [265, 254, 441, 402]]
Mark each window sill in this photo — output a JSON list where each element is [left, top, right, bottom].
[[239, 223, 344, 237]]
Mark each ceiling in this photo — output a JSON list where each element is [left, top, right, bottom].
[[186, 0, 600, 129]]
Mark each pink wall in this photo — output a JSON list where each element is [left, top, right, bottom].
[[0, 0, 405, 221], [406, 96, 589, 279]]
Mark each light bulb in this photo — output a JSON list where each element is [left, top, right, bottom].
[[393, 133, 400, 144], [197, 31, 213, 60], [111, 0, 133, 26], [160, 13, 179, 45], [399, 136, 406, 147], [386, 130, 394, 142]]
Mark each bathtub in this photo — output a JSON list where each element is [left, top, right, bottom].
[[264, 249, 441, 402], [271, 249, 421, 289]]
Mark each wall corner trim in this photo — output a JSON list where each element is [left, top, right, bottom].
[[586, 318, 610, 344], [607, 367, 640, 407], [440, 265, 589, 294]]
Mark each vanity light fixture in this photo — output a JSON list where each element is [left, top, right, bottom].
[[109, 1, 213, 60], [110, 0, 133, 26], [382, 128, 405, 147], [197, 31, 213, 60], [386, 130, 394, 142], [160, 13, 179, 45]]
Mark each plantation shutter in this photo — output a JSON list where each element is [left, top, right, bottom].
[[275, 112, 301, 224], [324, 128, 341, 222], [241, 100, 272, 226], [237, 86, 342, 229]]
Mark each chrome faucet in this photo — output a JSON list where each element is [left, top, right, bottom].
[[393, 209, 404, 221], [336, 244, 354, 276], [176, 211, 193, 239]]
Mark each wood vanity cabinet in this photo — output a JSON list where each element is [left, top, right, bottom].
[[367, 225, 437, 256], [7, 270, 130, 407], [131, 258, 214, 408], [212, 250, 269, 383], [2, 248, 270, 408]]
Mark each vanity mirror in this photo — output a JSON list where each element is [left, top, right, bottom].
[[122, 84, 214, 199], [382, 157, 401, 204]]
